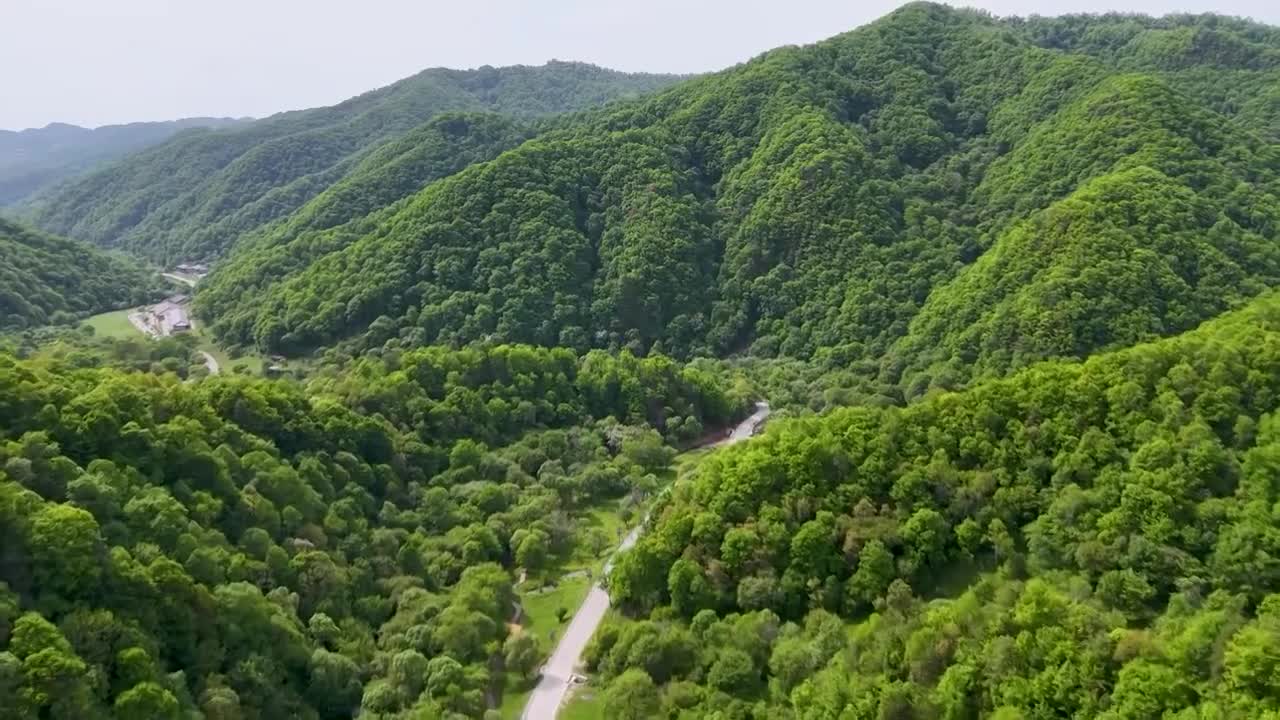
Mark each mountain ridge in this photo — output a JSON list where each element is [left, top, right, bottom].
[[187, 3, 1280, 402], [23, 61, 684, 264], [0, 117, 248, 205]]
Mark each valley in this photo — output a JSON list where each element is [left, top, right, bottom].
[[523, 403, 772, 719], [1, 3, 1280, 720]]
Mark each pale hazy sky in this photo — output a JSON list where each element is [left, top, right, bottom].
[[4, 0, 1278, 130]]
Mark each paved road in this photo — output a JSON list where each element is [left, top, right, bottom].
[[197, 350, 220, 375], [161, 272, 198, 288], [521, 402, 771, 720]]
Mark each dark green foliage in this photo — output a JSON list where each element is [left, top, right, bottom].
[[195, 113, 532, 327], [596, 290, 1280, 717], [894, 162, 1280, 391], [0, 217, 163, 331], [26, 62, 681, 263], [191, 3, 1280, 386]]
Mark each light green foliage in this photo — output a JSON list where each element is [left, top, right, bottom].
[[602, 668, 659, 720], [596, 290, 1280, 716], [0, 343, 735, 717]]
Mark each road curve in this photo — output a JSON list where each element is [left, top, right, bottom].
[[198, 350, 220, 375], [520, 402, 771, 720]]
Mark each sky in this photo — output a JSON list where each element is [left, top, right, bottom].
[[4, 0, 1279, 131]]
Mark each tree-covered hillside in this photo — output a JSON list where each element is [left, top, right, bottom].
[[23, 62, 682, 264], [0, 217, 163, 331], [595, 287, 1280, 719], [195, 113, 533, 327], [0, 118, 246, 206], [1014, 11, 1280, 143], [6, 6, 1280, 720], [0, 344, 746, 719], [193, 4, 1280, 394]]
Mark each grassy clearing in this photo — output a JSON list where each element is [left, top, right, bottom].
[[496, 574, 593, 716], [497, 443, 726, 718], [518, 574, 591, 645], [205, 341, 264, 376], [83, 309, 141, 339], [190, 320, 267, 376], [564, 504, 631, 573], [560, 685, 604, 720], [497, 675, 539, 720]]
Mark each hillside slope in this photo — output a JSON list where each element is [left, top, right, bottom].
[[25, 62, 681, 263], [0, 217, 163, 330], [600, 286, 1280, 719], [889, 71, 1280, 392], [1015, 11, 1280, 142], [195, 113, 532, 330], [0, 117, 245, 206], [199, 4, 1280, 382]]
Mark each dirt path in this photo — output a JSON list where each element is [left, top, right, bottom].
[[520, 402, 771, 720]]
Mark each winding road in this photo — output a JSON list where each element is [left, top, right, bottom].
[[520, 402, 772, 720], [197, 350, 220, 375]]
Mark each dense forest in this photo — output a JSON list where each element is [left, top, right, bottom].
[[594, 287, 1280, 719], [195, 113, 533, 329], [165, 4, 1278, 403], [4, 4, 1280, 719], [0, 118, 246, 206], [0, 217, 164, 331], [0, 343, 745, 718], [22, 63, 682, 264]]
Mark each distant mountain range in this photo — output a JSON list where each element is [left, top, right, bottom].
[[15, 8, 1280, 397], [21, 61, 684, 263], [0, 117, 248, 205]]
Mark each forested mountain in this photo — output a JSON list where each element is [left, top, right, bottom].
[[597, 287, 1280, 719], [1014, 11, 1280, 143], [6, 5, 1280, 719], [0, 217, 163, 331], [0, 118, 245, 206], [190, 4, 1280, 399], [23, 62, 682, 264], [0, 344, 745, 718], [196, 113, 533, 326]]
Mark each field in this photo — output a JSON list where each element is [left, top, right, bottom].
[[83, 308, 141, 339], [517, 575, 591, 646], [192, 322, 264, 375], [560, 683, 604, 719]]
